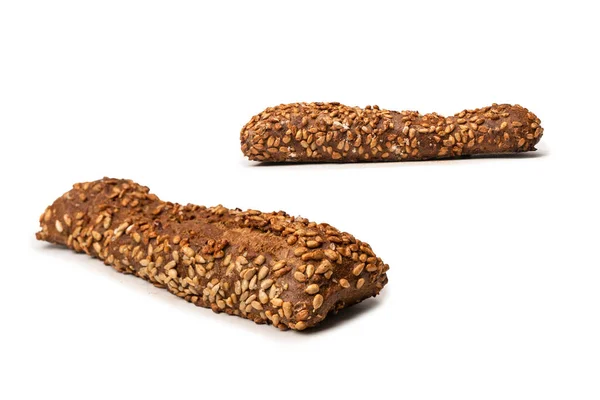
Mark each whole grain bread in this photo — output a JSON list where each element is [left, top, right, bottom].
[[241, 102, 543, 162], [36, 178, 388, 330]]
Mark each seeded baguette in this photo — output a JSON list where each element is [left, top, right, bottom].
[[240, 102, 543, 162], [36, 178, 388, 331]]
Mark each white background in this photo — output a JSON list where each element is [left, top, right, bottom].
[[1, 1, 598, 399]]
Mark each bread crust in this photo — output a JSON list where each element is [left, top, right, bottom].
[[36, 178, 388, 330], [241, 103, 543, 162]]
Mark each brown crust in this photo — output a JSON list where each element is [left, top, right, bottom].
[[36, 178, 388, 331], [240, 103, 543, 162]]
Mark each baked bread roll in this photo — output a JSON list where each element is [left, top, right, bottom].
[[36, 178, 389, 330], [241, 102, 543, 162]]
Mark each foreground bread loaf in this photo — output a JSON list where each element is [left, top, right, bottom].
[[241, 102, 543, 162], [36, 178, 388, 330]]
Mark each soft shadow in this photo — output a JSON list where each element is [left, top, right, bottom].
[[35, 241, 388, 337], [35, 241, 368, 338], [38, 242, 74, 251], [466, 148, 548, 160], [33, 241, 189, 302], [244, 148, 548, 167], [299, 292, 387, 335]]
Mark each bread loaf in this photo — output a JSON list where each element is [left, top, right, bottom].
[[36, 178, 389, 330], [241, 103, 543, 162]]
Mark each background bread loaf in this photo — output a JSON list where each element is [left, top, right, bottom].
[[241, 103, 543, 162]]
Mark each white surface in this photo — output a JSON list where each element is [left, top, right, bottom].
[[1, 1, 599, 399]]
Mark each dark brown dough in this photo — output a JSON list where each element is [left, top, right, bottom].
[[241, 103, 543, 162], [36, 178, 389, 330]]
